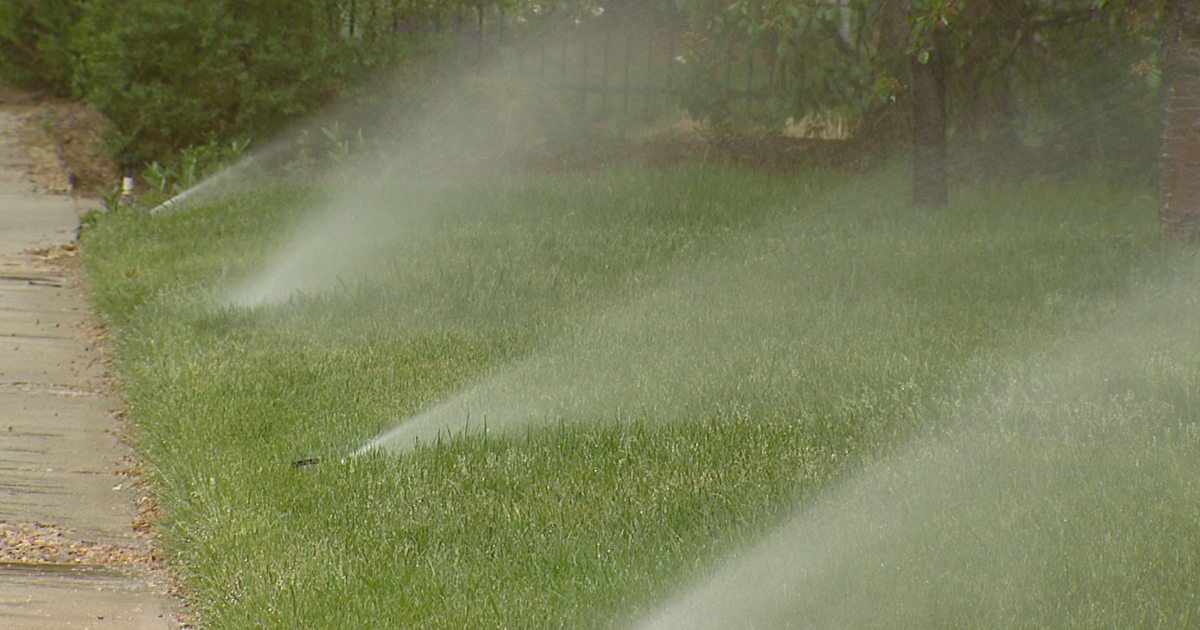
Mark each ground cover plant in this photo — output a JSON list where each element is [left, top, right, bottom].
[[79, 162, 1200, 629]]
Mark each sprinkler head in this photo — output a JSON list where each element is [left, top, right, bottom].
[[292, 457, 322, 470]]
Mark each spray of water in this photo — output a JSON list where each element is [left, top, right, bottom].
[[222, 177, 429, 307], [350, 196, 912, 454], [625, 265, 1200, 629], [218, 67, 585, 308], [149, 155, 261, 214]]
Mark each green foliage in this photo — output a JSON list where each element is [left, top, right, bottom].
[[936, 1, 1162, 174], [1017, 18, 1160, 177], [672, 0, 878, 134], [660, 0, 1162, 163], [0, 0, 1166, 177], [907, 0, 962, 60], [71, 0, 408, 165], [62, 0, 606, 167], [0, 0, 85, 93], [138, 136, 250, 208], [97, 184, 124, 214]]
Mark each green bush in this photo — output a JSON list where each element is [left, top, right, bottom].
[[71, 0, 407, 165], [0, 0, 84, 94], [1, 0, 495, 165]]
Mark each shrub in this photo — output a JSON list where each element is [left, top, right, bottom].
[[0, 0, 84, 94], [69, 0, 471, 166]]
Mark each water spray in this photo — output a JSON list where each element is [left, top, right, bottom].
[[149, 157, 256, 214]]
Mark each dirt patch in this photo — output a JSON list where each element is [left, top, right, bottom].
[[0, 85, 118, 198]]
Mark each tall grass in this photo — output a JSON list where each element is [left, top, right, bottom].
[[79, 162, 1196, 629]]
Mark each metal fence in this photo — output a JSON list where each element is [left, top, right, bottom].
[[442, 3, 687, 121], [324, 0, 848, 133], [432, 1, 795, 125]]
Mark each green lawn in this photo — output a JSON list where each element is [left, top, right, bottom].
[[80, 162, 1200, 629]]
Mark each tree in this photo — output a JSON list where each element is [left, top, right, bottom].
[[907, 0, 955, 206], [669, 0, 1160, 208], [909, 42, 947, 205], [1161, 0, 1200, 246]]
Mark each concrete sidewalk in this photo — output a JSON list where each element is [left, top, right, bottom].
[[0, 110, 181, 627]]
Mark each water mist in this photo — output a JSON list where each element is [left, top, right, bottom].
[[222, 68, 584, 309], [351, 191, 922, 455], [626, 265, 1200, 630]]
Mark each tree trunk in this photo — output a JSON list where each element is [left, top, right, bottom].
[[874, 0, 909, 57], [911, 41, 948, 207], [1160, 0, 1200, 246]]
